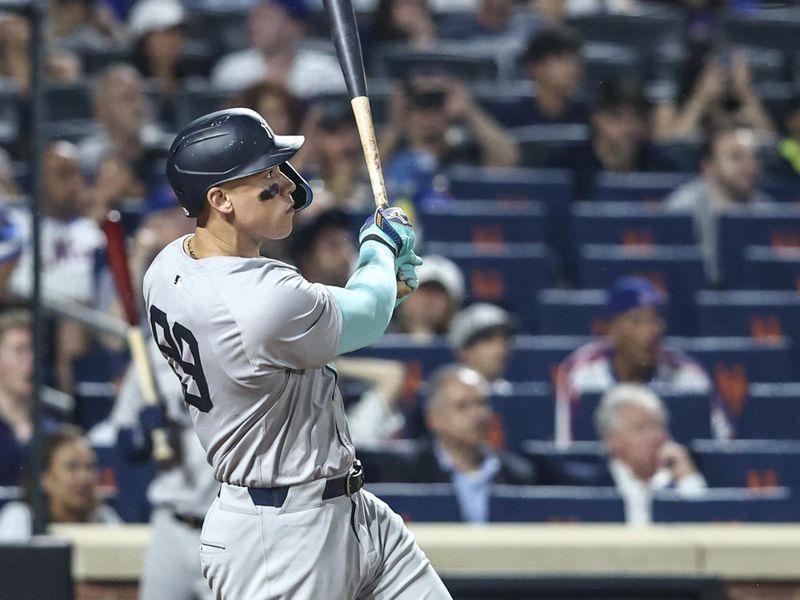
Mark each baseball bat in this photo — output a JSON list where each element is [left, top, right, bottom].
[[322, 0, 413, 296], [101, 212, 175, 465]]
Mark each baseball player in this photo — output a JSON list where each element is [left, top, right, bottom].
[[143, 108, 451, 599], [111, 338, 217, 600]]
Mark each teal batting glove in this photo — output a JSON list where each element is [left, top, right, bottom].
[[359, 207, 416, 262], [394, 253, 422, 308]]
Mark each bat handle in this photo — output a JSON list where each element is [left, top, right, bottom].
[[150, 428, 175, 465], [351, 96, 388, 208]]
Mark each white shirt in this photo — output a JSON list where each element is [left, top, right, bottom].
[[609, 459, 707, 526], [0, 501, 120, 542], [210, 47, 346, 98], [6, 209, 105, 305]]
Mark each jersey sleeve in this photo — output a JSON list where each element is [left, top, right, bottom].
[[250, 266, 343, 370]]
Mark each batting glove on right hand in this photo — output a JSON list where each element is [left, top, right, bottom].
[[359, 207, 416, 262]]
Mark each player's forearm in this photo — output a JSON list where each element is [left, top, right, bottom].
[[329, 241, 397, 354]]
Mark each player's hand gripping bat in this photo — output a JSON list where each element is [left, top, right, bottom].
[[323, 0, 414, 297], [102, 212, 175, 465]]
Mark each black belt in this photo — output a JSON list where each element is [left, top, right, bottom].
[[173, 512, 204, 529], [248, 460, 364, 508]]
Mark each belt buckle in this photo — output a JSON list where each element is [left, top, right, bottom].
[[346, 459, 363, 496]]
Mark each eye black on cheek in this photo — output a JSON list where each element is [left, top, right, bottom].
[[259, 183, 279, 201]]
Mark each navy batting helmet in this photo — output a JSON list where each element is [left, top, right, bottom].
[[166, 108, 313, 218]]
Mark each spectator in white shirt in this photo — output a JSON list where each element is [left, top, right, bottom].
[[210, 0, 345, 97], [0, 426, 120, 541], [595, 384, 707, 526]]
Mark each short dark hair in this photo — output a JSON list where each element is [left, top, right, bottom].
[[523, 27, 582, 65], [594, 79, 650, 115]]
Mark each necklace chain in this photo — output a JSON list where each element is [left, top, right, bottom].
[[186, 235, 199, 260]]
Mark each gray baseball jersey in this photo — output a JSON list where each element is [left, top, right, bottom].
[[142, 235, 354, 487]]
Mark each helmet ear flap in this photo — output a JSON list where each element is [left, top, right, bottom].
[[279, 162, 313, 212]]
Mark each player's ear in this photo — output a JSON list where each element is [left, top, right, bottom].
[[207, 187, 234, 215]]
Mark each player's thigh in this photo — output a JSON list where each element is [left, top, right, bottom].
[[357, 491, 453, 600], [259, 496, 366, 599]]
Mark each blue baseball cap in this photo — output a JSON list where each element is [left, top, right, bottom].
[[605, 276, 663, 319]]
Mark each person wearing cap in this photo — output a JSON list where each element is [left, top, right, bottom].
[[395, 364, 536, 523], [449, 303, 515, 395], [395, 255, 465, 341], [129, 0, 196, 122], [593, 384, 707, 526], [554, 276, 723, 446], [210, 0, 345, 98]]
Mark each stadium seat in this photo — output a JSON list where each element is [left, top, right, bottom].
[[489, 485, 625, 523], [721, 9, 800, 61], [580, 42, 645, 91], [734, 383, 800, 440], [81, 47, 134, 75], [370, 44, 499, 82], [490, 382, 554, 450], [174, 84, 231, 129], [472, 84, 537, 129], [690, 439, 800, 494], [651, 137, 703, 172], [762, 175, 800, 203], [652, 487, 800, 523], [43, 83, 93, 123], [366, 483, 462, 522], [577, 244, 705, 335], [693, 290, 800, 346], [186, 8, 249, 55], [536, 289, 608, 336], [425, 242, 551, 333], [521, 441, 605, 486], [671, 336, 795, 383], [349, 335, 454, 379], [590, 171, 694, 203], [507, 335, 591, 383], [418, 201, 546, 246], [93, 444, 155, 523], [571, 391, 713, 444], [718, 208, 800, 288], [566, 9, 683, 58], [743, 246, 800, 291], [443, 166, 574, 204], [571, 202, 695, 246], [511, 124, 590, 169]]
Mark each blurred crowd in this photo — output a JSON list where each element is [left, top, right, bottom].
[[0, 0, 798, 542]]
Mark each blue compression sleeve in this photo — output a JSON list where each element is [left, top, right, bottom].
[[329, 241, 397, 355]]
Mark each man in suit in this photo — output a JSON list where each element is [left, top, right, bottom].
[[399, 364, 536, 523], [594, 384, 707, 525]]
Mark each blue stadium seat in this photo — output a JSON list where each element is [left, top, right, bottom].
[[590, 172, 693, 202], [366, 483, 462, 522], [490, 382, 554, 450], [174, 83, 230, 129], [371, 44, 499, 82], [511, 124, 590, 168], [508, 335, 591, 383], [743, 246, 800, 291], [566, 9, 683, 54], [349, 335, 454, 379], [489, 485, 625, 523], [577, 245, 705, 335], [671, 336, 795, 383], [443, 166, 573, 204], [735, 383, 800, 440], [571, 391, 713, 444], [93, 444, 155, 523], [521, 441, 605, 486], [419, 201, 546, 245], [652, 488, 800, 523], [536, 289, 607, 336], [690, 439, 800, 494], [572, 202, 695, 246], [718, 209, 800, 288], [762, 176, 800, 203], [721, 9, 800, 59], [425, 242, 551, 333], [694, 290, 800, 346], [537, 288, 678, 337], [44, 83, 93, 123]]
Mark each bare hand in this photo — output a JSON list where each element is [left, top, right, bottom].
[[444, 81, 474, 120], [658, 441, 697, 481], [694, 61, 726, 105]]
